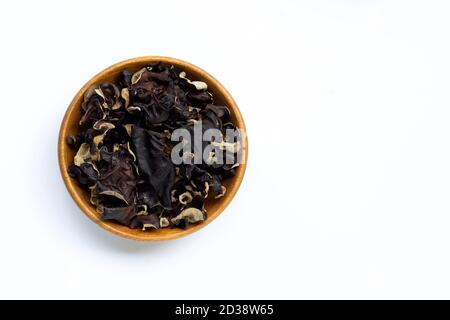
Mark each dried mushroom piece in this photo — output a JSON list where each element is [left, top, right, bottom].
[[131, 127, 176, 209], [94, 150, 137, 205], [68, 163, 98, 187], [129, 213, 165, 230], [74, 143, 91, 166], [171, 207, 207, 228], [101, 205, 136, 225], [67, 62, 242, 231], [179, 71, 208, 91], [131, 67, 147, 85]]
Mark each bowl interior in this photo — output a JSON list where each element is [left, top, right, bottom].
[[58, 56, 247, 241]]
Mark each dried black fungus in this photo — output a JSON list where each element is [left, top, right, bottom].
[[131, 127, 175, 209], [67, 62, 241, 230]]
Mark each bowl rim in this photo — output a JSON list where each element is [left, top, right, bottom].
[[58, 56, 248, 241]]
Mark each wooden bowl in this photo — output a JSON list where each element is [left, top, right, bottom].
[[58, 56, 247, 241]]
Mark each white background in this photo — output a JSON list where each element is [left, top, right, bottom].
[[1, 0, 450, 299]]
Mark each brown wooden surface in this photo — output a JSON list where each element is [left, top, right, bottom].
[[58, 56, 248, 241]]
